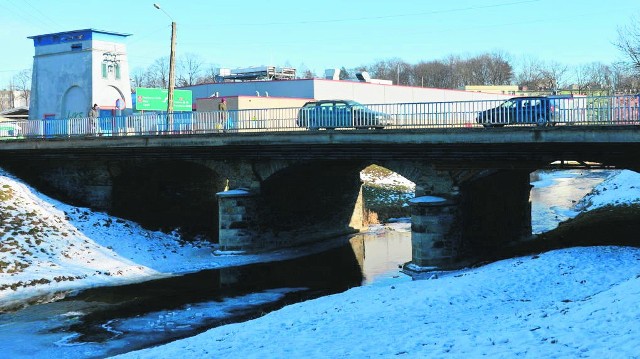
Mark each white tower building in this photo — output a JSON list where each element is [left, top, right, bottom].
[[28, 29, 132, 120]]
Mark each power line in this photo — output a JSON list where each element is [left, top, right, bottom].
[[0, 1, 48, 33], [186, 0, 542, 28], [21, 0, 63, 30]]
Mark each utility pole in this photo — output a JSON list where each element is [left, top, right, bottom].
[[168, 21, 176, 115], [154, 3, 176, 130]]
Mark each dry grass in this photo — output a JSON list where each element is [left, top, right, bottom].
[[362, 209, 380, 227]]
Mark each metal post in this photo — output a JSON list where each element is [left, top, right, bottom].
[[168, 21, 176, 116]]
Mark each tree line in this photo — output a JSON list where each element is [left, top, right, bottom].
[[127, 51, 639, 94]]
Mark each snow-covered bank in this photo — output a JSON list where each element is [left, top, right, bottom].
[[112, 169, 640, 358], [115, 246, 640, 358], [0, 169, 353, 311]]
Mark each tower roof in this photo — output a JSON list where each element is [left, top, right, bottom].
[[28, 29, 131, 47]]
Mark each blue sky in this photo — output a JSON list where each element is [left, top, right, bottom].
[[1, 0, 639, 86]]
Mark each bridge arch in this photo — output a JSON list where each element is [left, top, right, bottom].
[[257, 160, 366, 235], [111, 160, 221, 239]]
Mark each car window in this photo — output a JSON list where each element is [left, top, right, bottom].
[[500, 99, 517, 108], [349, 102, 366, 110], [302, 103, 316, 108]]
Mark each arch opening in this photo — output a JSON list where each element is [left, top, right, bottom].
[[360, 164, 415, 224], [111, 161, 220, 240]]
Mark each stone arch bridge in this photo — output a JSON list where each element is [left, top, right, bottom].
[[1, 126, 639, 268]]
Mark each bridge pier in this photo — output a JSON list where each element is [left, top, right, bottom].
[[409, 195, 461, 268], [217, 188, 258, 250], [407, 169, 533, 269]]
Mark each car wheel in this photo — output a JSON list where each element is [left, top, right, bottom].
[[535, 116, 548, 127], [309, 120, 319, 130]]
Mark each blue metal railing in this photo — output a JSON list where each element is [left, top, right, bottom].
[[1, 95, 638, 140]]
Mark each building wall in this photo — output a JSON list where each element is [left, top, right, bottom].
[[28, 30, 132, 120], [0, 91, 29, 110], [91, 40, 132, 113], [183, 80, 316, 101], [238, 96, 310, 109], [183, 79, 513, 110], [464, 85, 520, 95], [196, 96, 310, 111], [30, 42, 93, 120], [313, 80, 514, 103]]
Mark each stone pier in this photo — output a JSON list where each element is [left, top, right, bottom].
[[217, 188, 257, 250], [408, 195, 461, 268]]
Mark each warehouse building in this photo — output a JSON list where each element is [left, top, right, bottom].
[[181, 74, 512, 111]]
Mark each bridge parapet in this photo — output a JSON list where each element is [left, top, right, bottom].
[[1, 95, 638, 140]]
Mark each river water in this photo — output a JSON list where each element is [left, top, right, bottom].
[[0, 169, 614, 358]]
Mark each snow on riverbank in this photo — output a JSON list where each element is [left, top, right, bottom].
[[115, 246, 640, 358]]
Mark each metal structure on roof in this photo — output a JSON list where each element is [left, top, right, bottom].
[[218, 66, 296, 82]]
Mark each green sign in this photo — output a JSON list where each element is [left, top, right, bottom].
[[135, 87, 192, 112]]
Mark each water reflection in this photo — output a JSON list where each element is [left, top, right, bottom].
[[350, 223, 412, 284], [0, 245, 364, 358]]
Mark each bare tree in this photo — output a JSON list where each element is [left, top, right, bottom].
[[365, 58, 411, 85], [12, 69, 31, 105], [297, 62, 311, 79], [516, 58, 566, 91], [412, 60, 452, 88], [147, 57, 170, 88], [339, 66, 352, 80], [611, 62, 640, 93], [199, 64, 221, 84], [540, 61, 568, 90], [615, 17, 640, 72], [177, 53, 204, 87], [130, 68, 146, 89]]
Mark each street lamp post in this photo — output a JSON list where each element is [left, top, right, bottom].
[[154, 3, 176, 119]]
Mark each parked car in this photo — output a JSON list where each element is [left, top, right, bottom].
[[476, 96, 558, 127], [297, 100, 392, 129]]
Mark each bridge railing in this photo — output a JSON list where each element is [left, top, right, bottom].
[[1, 95, 638, 139]]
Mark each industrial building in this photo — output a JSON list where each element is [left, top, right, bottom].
[[181, 76, 512, 111]]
